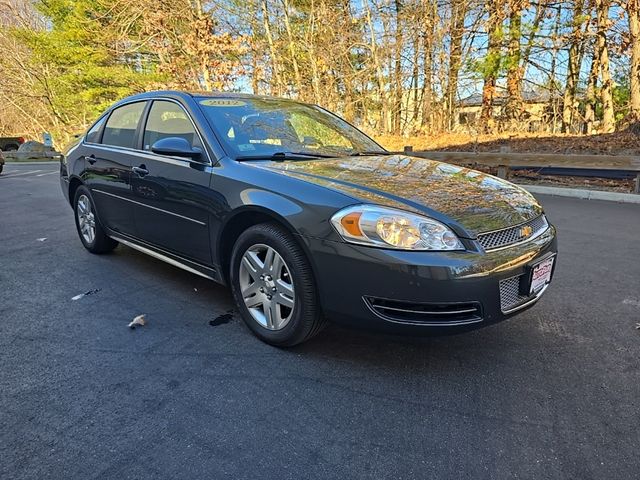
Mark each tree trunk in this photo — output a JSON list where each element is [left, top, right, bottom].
[[628, 0, 640, 121], [393, 0, 403, 134], [596, 0, 615, 132], [281, 0, 303, 97], [562, 0, 587, 132], [420, 0, 435, 129], [584, 36, 600, 134], [446, 0, 465, 130], [505, 0, 524, 123], [479, 2, 503, 133], [261, 0, 282, 96], [364, 0, 389, 132]]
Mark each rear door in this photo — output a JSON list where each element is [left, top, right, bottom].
[[131, 99, 213, 265], [85, 101, 147, 236]]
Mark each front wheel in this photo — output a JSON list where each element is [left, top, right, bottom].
[[230, 222, 325, 347], [73, 186, 118, 253]]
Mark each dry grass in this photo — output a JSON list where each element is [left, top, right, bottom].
[[374, 131, 640, 156]]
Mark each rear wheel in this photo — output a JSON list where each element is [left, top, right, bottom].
[[73, 186, 118, 253], [230, 222, 325, 346]]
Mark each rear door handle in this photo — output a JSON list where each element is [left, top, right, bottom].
[[132, 165, 149, 177], [85, 154, 96, 165]]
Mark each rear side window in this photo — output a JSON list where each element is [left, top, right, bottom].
[[86, 116, 106, 144], [102, 102, 146, 149], [143, 100, 202, 151]]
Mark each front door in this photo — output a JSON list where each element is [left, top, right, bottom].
[[131, 100, 213, 265]]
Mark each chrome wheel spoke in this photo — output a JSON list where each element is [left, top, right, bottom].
[[275, 292, 294, 309], [276, 279, 293, 296], [242, 281, 261, 298], [242, 251, 263, 277], [263, 301, 275, 329], [263, 247, 276, 273]]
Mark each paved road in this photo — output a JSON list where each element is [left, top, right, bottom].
[[1, 162, 639, 479]]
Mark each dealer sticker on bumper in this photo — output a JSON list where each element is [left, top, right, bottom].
[[530, 256, 554, 294]]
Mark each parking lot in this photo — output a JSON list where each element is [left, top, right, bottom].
[[1, 162, 639, 479]]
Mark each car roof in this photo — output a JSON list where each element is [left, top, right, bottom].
[[116, 90, 307, 106]]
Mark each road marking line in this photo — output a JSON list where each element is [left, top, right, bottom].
[[0, 170, 43, 178], [35, 171, 58, 177]]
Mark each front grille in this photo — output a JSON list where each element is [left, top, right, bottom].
[[499, 275, 533, 313], [477, 215, 548, 251], [364, 297, 482, 325]]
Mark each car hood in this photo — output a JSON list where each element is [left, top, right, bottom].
[[259, 154, 543, 237]]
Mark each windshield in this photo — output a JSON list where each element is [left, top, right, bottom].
[[196, 97, 384, 159]]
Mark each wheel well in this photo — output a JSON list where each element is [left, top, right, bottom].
[[68, 177, 83, 205], [218, 210, 297, 284]]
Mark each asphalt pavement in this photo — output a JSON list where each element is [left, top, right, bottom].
[[1, 162, 639, 479]]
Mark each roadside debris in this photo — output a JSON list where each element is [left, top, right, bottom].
[[36, 238, 47, 242], [635, 323, 640, 330], [209, 310, 234, 326], [128, 314, 147, 329], [71, 288, 101, 301]]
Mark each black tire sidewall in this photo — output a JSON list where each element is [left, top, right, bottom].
[[230, 223, 320, 346]]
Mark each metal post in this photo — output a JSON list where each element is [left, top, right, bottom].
[[497, 166, 508, 179]]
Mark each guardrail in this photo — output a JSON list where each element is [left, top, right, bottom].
[[400, 147, 640, 194]]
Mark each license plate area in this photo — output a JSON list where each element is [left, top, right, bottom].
[[521, 254, 555, 295]]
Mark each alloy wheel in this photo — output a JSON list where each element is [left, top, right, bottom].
[[76, 194, 96, 244], [238, 243, 295, 330]]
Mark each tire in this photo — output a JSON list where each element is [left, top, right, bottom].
[[230, 222, 326, 347], [73, 185, 118, 254], [0, 164, 3, 174]]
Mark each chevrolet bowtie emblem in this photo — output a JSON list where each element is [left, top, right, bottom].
[[520, 225, 533, 238]]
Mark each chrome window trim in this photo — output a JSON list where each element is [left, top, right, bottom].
[[85, 144, 214, 171], [82, 97, 214, 166], [92, 189, 206, 226]]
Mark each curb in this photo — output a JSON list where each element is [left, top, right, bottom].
[[518, 184, 640, 204]]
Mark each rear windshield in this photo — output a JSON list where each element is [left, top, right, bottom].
[[196, 97, 382, 159]]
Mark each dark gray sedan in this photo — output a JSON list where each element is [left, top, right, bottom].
[[60, 91, 557, 346]]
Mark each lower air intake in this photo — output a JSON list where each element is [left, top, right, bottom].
[[364, 297, 483, 326]]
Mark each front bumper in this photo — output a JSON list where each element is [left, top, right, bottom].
[[302, 225, 557, 334]]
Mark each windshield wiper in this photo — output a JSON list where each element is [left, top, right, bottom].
[[235, 151, 340, 162]]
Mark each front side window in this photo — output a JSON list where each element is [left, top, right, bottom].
[[102, 102, 146, 149], [143, 100, 202, 151], [196, 97, 383, 159]]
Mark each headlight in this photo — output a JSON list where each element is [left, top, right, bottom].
[[330, 205, 464, 251]]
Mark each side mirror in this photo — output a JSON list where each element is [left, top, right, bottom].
[[151, 137, 201, 159]]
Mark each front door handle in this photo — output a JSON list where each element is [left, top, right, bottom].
[[85, 154, 97, 165], [132, 165, 149, 177]]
